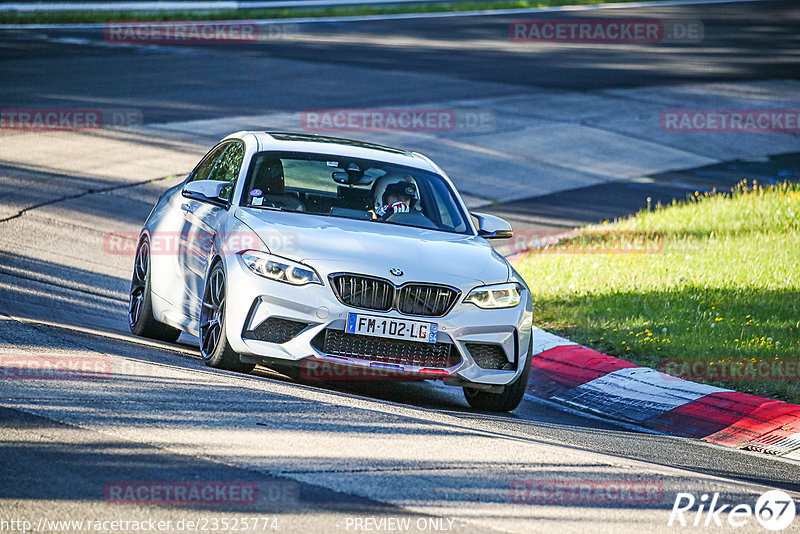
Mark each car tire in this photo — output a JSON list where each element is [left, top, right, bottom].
[[463, 336, 532, 412], [199, 262, 255, 374], [129, 237, 182, 343]]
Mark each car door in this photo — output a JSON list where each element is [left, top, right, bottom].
[[150, 142, 228, 323], [181, 140, 245, 321]]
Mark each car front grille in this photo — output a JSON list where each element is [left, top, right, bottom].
[[466, 342, 513, 370], [330, 273, 460, 317], [312, 329, 460, 368], [244, 317, 309, 344], [331, 274, 393, 311], [397, 284, 459, 316]]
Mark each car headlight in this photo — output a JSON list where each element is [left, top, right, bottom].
[[240, 251, 322, 286], [464, 283, 521, 309]]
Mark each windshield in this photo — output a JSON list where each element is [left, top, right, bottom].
[[239, 151, 471, 235]]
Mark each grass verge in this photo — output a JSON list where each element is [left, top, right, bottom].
[[515, 181, 800, 404], [1, 0, 659, 25]]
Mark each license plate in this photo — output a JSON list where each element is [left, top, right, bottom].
[[346, 313, 438, 344]]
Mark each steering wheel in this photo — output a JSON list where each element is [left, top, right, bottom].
[[385, 211, 438, 230], [265, 196, 305, 212]]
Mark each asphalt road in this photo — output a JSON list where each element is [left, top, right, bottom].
[[1, 1, 800, 532], [0, 1, 798, 122]]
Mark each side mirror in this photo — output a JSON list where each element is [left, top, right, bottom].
[[183, 180, 229, 205], [472, 212, 513, 239]]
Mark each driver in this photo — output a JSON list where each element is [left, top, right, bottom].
[[374, 181, 417, 220]]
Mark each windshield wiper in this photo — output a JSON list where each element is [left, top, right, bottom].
[[250, 204, 286, 212]]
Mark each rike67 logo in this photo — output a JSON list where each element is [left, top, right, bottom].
[[669, 490, 796, 531]]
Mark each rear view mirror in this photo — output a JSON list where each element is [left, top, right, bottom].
[[332, 170, 374, 186], [332, 171, 350, 184]]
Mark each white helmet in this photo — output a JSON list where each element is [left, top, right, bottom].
[[371, 171, 419, 211]]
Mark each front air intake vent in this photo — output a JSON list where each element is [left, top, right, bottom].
[[312, 329, 460, 368], [244, 317, 309, 344], [466, 343, 512, 370]]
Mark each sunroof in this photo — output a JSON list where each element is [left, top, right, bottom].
[[265, 132, 409, 155]]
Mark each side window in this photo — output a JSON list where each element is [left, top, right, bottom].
[[428, 179, 466, 233], [188, 144, 227, 184], [207, 142, 245, 202]]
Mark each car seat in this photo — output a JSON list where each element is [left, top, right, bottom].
[[250, 158, 304, 211]]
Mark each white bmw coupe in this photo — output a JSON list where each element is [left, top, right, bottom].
[[129, 132, 533, 411]]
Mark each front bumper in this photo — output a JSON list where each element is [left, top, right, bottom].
[[224, 255, 533, 386]]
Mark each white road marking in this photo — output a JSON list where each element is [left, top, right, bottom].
[[532, 326, 575, 355], [555, 366, 731, 422]]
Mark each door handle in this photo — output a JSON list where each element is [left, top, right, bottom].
[[180, 203, 193, 213]]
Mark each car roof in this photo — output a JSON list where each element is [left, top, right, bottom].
[[228, 131, 439, 173]]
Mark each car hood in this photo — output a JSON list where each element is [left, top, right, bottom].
[[235, 208, 510, 286]]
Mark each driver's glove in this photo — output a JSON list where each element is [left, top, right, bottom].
[[376, 202, 409, 219]]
